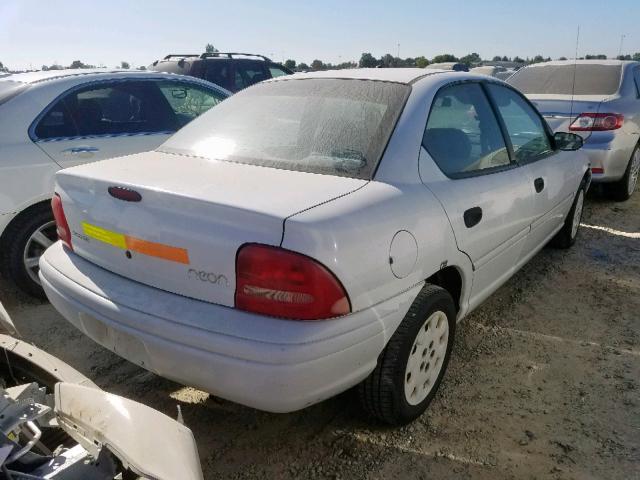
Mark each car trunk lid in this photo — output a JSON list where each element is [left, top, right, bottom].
[[55, 150, 366, 307], [528, 95, 605, 139]]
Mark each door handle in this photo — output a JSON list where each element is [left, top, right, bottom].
[[534, 177, 545, 193], [463, 206, 483, 228], [62, 146, 100, 155]]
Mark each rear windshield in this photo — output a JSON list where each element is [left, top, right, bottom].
[[508, 64, 622, 95], [0, 80, 28, 106], [159, 78, 410, 179]]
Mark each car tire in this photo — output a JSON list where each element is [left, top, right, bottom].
[[0, 204, 56, 299], [605, 144, 640, 202], [358, 284, 456, 425], [550, 185, 585, 249]]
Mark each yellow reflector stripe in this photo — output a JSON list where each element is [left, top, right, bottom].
[[81, 222, 190, 265], [82, 222, 127, 249]]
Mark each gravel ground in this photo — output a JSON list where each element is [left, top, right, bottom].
[[1, 188, 638, 480]]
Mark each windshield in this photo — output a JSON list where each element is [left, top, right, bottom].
[[159, 78, 410, 179], [0, 80, 28, 106], [508, 64, 622, 95]]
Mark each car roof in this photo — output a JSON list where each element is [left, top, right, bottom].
[[523, 59, 639, 68], [270, 68, 450, 84], [0, 69, 193, 85]]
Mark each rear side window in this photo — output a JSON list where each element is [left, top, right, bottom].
[[35, 81, 180, 139], [234, 61, 269, 90], [268, 65, 290, 78], [157, 81, 227, 128], [423, 83, 510, 177], [486, 84, 553, 164], [508, 64, 622, 95], [34, 99, 78, 139], [204, 62, 230, 90]]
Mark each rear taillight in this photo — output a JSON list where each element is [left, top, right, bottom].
[[51, 193, 72, 250], [591, 167, 604, 174], [235, 244, 350, 320], [569, 113, 624, 131]]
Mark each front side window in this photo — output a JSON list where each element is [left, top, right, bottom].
[[36, 81, 180, 139], [159, 79, 410, 179], [486, 84, 553, 164], [157, 81, 226, 128], [634, 68, 640, 97], [423, 82, 510, 177]]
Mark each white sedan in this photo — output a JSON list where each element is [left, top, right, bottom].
[[0, 69, 229, 297], [40, 69, 589, 425]]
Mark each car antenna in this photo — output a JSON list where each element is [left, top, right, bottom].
[[569, 25, 580, 123]]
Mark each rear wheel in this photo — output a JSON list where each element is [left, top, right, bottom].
[[550, 186, 585, 249], [0, 204, 55, 298], [358, 284, 456, 425], [605, 145, 640, 201]]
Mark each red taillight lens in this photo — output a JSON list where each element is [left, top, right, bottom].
[[569, 113, 624, 131], [591, 167, 604, 174], [235, 244, 350, 320], [51, 193, 72, 250]]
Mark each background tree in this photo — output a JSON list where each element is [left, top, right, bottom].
[[617, 54, 632, 60], [120, 61, 130, 69], [284, 59, 296, 70], [137, 65, 147, 70], [633, 52, 640, 61], [502, 56, 510, 61], [359, 52, 378, 68], [459, 52, 482, 67], [205, 43, 218, 53], [69, 60, 94, 69], [297, 62, 309, 71], [431, 54, 458, 64], [585, 54, 607, 60], [558, 56, 568, 61], [415, 56, 429, 68], [491, 55, 502, 62], [0, 61, 7, 72], [310, 59, 325, 71], [513, 56, 525, 63]]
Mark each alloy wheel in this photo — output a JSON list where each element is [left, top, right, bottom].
[[23, 221, 56, 285]]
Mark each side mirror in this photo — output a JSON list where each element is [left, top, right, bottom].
[[554, 132, 583, 151]]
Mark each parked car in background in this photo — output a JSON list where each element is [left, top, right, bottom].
[[470, 65, 516, 80], [41, 68, 589, 426], [0, 69, 229, 297], [149, 52, 293, 92], [425, 62, 469, 72], [508, 60, 640, 200]]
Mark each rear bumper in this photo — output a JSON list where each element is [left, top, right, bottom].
[[40, 242, 419, 412], [582, 132, 635, 182]]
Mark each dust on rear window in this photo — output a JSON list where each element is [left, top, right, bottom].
[[0, 80, 28, 106], [508, 64, 622, 95], [158, 78, 410, 179]]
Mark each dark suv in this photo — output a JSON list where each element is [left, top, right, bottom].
[[149, 53, 293, 93]]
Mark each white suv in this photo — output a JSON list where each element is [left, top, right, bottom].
[[0, 69, 229, 296], [41, 69, 589, 425]]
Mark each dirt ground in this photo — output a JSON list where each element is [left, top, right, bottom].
[[1, 188, 638, 480]]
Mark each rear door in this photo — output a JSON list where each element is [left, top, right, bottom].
[[421, 82, 534, 308], [485, 83, 576, 251], [33, 79, 225, 169]]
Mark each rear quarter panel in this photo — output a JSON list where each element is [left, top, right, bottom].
[[281, 180, 472, 315]]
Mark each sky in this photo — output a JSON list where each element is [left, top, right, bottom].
[[1, 0, 639, 71]]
